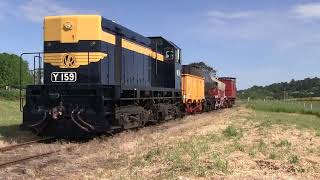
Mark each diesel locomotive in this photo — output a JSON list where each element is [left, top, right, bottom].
[[21, 15, 236, 138]]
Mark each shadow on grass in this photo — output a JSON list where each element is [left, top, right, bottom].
[[0, 124, 35, 143]]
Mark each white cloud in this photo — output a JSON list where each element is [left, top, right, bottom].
[[20, 0, 78, 22], [292, 3, 320, 19], [206, 11, 255, 20]]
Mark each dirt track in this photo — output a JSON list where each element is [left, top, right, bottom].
[[0, 106, 319, 179]]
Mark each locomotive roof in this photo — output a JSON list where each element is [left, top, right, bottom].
[[148, 36, 181, 50], [102, 17, 152, 46], [102, 17, 180, 50]]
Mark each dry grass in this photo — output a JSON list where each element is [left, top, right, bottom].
[[0, 105, 320, 179]]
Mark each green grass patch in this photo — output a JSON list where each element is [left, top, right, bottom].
[[0, 99, 22, 137], [258, 139, 267, 153], [316, 129, 320, 137], [247, 100, 320, 118], [269, 152, 277, 160], [249, 149, 257, 157], [0, 89, 23, 100], [147, 133, 229, 178], [223, 125, 241, 138], [143, 148, 161, 163], [276, 139, 291, 147], [127, 132, 229, 179], [249, 105, 320, 134], [288, 155, 299, 164]]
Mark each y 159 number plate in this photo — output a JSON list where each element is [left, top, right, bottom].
[[51, 72, 77, 82]]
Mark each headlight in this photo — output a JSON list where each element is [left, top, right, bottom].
[[63, 22, 73, 31]]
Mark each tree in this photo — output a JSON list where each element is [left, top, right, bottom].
[[0, 53, 32, 88], [189, 61, 214, 71], [238, 77, 320, 99], [189, 61, 217, 77]]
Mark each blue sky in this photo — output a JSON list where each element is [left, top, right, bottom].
[[0, 0, 319, 89]]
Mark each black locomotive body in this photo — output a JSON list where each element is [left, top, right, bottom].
[[22, 15, 182, 137]]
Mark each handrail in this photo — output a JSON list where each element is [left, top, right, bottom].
[[20, 52, 43, 112]]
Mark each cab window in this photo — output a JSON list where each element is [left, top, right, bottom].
[[165, 48, 174, 61]]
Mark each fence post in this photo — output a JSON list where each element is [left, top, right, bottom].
[[311, 103, 313, 110]]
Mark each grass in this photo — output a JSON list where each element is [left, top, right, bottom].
[[247, 100, 320, 118], [253, 110, 320, 131], [244, 102, 320, 172], [0, 99, 23, 138], [0, 89, 23, 100], [164, 133, 229, 177], [0, 99, 22, 125], [269, 152, 277, 160], [247, 100, 320, 133], [223, 125, 241, 138], [316, 129, 320, 137], [277, 139, 291, 147], [289, 155, 299, 164], [127, 132, 230, 178]]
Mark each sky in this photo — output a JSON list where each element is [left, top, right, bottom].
[[0, 0, 319, 90]]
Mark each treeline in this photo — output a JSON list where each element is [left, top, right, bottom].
[[0, 53, 32, 89], [238, 77, 320, 100]]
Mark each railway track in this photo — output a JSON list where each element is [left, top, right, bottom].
[[0, 146, 74, 169], [0, 137, 55, 153], [0, 137, 72, 169]]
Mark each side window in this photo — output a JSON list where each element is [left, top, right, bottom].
[[164, 47, 174, 61]]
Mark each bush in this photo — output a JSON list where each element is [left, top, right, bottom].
[[0, 53, 32, 88]]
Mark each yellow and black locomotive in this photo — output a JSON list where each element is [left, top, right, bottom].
[[23, 15, 183, 137]]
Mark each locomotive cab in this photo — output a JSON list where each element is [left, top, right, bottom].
[[149, 37, 182, 90]]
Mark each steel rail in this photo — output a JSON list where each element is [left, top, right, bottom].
[[0, 137, 55, 153], [0, 146, 74, 169]]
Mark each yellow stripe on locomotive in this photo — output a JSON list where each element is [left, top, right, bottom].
[[122, 39, 164, 61]]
